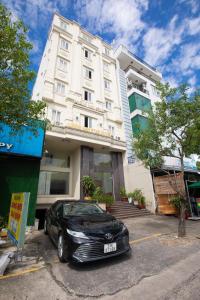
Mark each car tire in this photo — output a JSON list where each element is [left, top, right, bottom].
[[58, 234, 68, 263], [44, 219, 48, 235]]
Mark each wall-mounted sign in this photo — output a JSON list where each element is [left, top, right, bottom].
[[0, 123, 45, 158], [7, 192, 30, 248]]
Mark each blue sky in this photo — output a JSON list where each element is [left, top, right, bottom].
[[3, 0, 200, 91]]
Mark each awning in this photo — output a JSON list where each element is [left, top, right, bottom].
[[189, 182, 200, 189]]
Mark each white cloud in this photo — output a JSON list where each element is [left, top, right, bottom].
[[186, 17, 200, 35], [178, 0, 200, 14], [172, 43, 200, 74], [2, 0, 68, 29], [75, 0, 148, 50], [143, 15, 185, 67]]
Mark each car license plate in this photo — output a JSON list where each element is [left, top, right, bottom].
[[104, 242, 117, 253]]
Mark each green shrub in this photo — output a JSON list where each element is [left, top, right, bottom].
[[81, 176, 96, 197], [120, 187, 127, 197], [132, 189, 145, 205]]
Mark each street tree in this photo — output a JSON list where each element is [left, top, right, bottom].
[[133, 82, 200, 237], [0, 3, 46, 132]]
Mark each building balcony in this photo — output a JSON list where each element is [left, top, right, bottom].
[[47, 122, 126, 151], [131, 115, 149, 136], [126, 66, 150, 96], [115, 45, 162, 82], [129, 92, 151, 113]]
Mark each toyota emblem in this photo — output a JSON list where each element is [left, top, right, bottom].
[[105, 233, 113, 241]]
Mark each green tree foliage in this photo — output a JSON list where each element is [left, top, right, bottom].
[[0, 4, 46, 131], [133, 82, 200, 236]]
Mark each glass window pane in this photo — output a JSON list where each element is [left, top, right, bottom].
[[94, 152, 112, 168], [41, 153, 70, 168], [94, 172, 113, 194], [38, 171, 69, 195]]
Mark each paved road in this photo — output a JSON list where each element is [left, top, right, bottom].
[[0, 215, 200, 300]]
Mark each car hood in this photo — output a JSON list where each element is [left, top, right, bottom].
[[62, 213, 123, 235]]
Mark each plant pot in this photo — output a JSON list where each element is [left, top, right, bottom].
[[137, 204, 145, 209], [121, 197, 128, 202], [128, 197, 132, 204], [84, 196, 92, 200], [0, 228, 8, 238], [106, 204, 112, 213]]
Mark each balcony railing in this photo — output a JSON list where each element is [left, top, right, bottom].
[[49, 123, 126, 148], [127, 81, 149, 95], [125, 65, 156, 85]]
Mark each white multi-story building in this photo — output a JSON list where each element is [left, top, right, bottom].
[[32, 13, 127, 209], [115, 45, 162, 211]]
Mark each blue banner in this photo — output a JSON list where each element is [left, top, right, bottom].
[[0, 123, 45, 158]]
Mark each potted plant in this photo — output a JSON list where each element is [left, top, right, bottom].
[[0, 216, 8, 238], [127, 192, 134, 204], [120, 187, 128, 202], [132, 189, 146, 209], [81, 176, 96, 200], [93, 188, 114, 212], [102, 194, 114, 212]]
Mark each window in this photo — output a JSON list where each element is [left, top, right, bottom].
[[57, 57, 68, 72], [81, 115, 95, 128], [104, 79, 111, 90], [84, 116, 92, 128], [84, 89, 92, 102], [60, 38, 68, 50], [103, 61, 109, 72], [38, 171, 70, 195], [94, 172, 113, 194], [108, 125, 115, 136], [60, 20, 68, 31], [55, 81, 65, 95], [52, 109, 61, 125], [84, 49, 91, 60], [106, 100, 112, 111], [104, 47, 110, 56], [84, 67, 93, 79], [41, 152, 70, 168]]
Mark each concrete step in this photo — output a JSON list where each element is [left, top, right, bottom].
[[110, 202, 152, 220]]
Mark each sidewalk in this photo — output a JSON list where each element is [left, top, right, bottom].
[[0, 215, 200, 300]]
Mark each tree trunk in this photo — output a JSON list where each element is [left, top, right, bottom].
[[178, 156, 186, 237], [178, 200, 186, 237]]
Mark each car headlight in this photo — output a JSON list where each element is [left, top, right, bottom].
[[67, 229, 89, 239]]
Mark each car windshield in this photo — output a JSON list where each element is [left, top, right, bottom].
[[63, 203, 104, 216]]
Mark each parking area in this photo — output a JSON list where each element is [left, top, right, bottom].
[[1, 215, 200, 300]]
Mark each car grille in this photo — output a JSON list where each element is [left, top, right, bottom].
[[73, 236, 129, 261]]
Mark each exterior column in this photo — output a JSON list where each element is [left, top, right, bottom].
[[80, 146, 94, 199], [112, 152, 125, 201]]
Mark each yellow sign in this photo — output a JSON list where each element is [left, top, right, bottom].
[[8, 192, 30, 248]]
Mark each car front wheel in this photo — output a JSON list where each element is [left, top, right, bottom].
[[58, 234, 68, 263]]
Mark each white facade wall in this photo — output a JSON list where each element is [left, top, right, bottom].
[[32, 13, 126, 206], [32, 13, 125, 142], [115, 46, 162, 212]]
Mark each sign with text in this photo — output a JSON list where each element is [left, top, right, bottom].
[[0, 122, 45, 158], [8, 193, 30, 248]]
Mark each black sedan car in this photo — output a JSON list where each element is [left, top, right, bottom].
[[44, 200, 130, 263]]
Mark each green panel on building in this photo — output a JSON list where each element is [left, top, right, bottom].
[[129, 92, 151, 113], [131, 115, 149, 136], [0, 157, 40, 226]]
